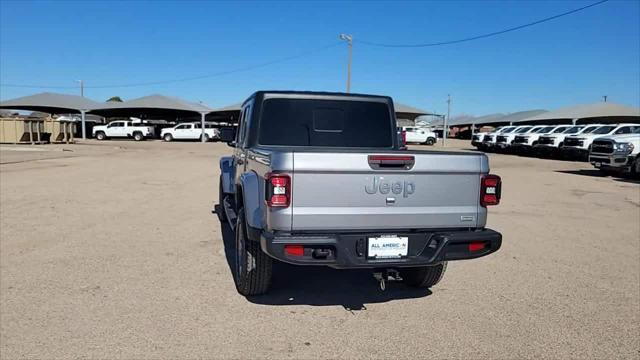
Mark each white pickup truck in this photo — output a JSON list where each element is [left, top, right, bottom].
[[495, 125, 534, 151], [402, 126, 437, 145], [536, 124, 602, 152], [93, 121, 155, 141], [160, 122, 220, 142], [589, 129, 640, 176], [562, 123, 640, 159], [477, 126, 515, 151]]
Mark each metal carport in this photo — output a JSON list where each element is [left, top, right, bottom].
[[0, 92, 101, 139]]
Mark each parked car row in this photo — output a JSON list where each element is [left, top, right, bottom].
[[472, 123, 640, 177], [92, 121, 221, 142]]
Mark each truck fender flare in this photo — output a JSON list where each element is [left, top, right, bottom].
[[238, 171, 264, 233], [219, 156, 235, 194]]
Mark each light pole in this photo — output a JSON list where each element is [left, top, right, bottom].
[[339, 34, 353, 93], [75, 80, 84, 97], [443, 94, 451, 146]]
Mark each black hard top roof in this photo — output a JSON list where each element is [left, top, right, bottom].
[[243, 90, 392, 106]]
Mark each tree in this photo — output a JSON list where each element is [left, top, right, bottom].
[[106, 96, 123, 102]]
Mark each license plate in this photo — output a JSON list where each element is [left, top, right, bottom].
[[367, 235, 408, 259]]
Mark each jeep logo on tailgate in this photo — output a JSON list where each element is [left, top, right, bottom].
[[365, 177, 415, 198]]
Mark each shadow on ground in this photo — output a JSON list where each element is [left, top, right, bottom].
[[555, 169, 640, 184], [218, 220, 432, 310]]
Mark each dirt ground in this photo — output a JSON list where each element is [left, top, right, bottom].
[[1, 139, 638, 359]]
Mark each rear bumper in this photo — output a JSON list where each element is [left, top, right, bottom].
[[260, 228, 502, 269]]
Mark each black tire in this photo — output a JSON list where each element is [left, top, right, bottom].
[[234, 208, 272, 296], [95, 131, 106, 140], [163, 133, 173, 142], [424, 137, 436, 146], [632, 157, 640, 179], [133, 132, 144, 141], [218, 176, 227, 222], [201, 134, 210, 142], [401, 262, 447, 288]]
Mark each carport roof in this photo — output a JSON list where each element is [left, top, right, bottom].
[[394, 102, 431, 116], [212, 103, 242, 112], [492, 109, 548, 124], [0, 92, 101, 114], [92, 94, 213, 114], [518, 102, 640, 122]]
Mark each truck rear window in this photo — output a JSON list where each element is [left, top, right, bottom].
[[258, 98, 393, 147]]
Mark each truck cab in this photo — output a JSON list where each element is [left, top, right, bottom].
[[216, 91, 503, 296]]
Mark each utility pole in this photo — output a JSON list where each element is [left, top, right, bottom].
[[443, 94, 451, 146], [76, 80, 84, 97], [339, 34, 353, 93]]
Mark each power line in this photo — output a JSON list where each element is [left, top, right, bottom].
[[356, 0, 609, 48], [0, 42, 341, 89]]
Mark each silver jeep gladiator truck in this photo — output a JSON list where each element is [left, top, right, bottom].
[[217, 91, 502, 296]]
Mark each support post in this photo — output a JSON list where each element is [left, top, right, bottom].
[[29, 121, 34, 144], [201, 112, 206, 143], [81, 110, 87, 140]]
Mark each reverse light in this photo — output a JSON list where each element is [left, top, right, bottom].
[[265, 173, 290, 207], [481, 174, 502, 206]]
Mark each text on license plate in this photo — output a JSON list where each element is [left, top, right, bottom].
[[368, 236, 408, 259]]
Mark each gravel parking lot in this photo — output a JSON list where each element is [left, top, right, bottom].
[[1, 139, 638, 359]]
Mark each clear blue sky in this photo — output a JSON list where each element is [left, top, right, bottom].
[[1, 0, 638, 116]]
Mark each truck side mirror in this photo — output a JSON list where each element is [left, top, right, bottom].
[[219, 127, 237, 145]]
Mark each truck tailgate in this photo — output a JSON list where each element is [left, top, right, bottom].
[[291, 151, 485, 231]]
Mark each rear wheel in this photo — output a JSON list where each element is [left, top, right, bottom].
[[133, 132, 144, 141], [95, 131, 106, 140], [424, 137, 436, 145], [201, 134, 210, 142], [401, 262, 447, 288], [234, 208, 272, 296], [163, 133, 173, 142]]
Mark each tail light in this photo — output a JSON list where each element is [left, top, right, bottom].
[[480, 174, 501, 206], [401, 130, 407, 144], [265, 173, 290, 208]]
